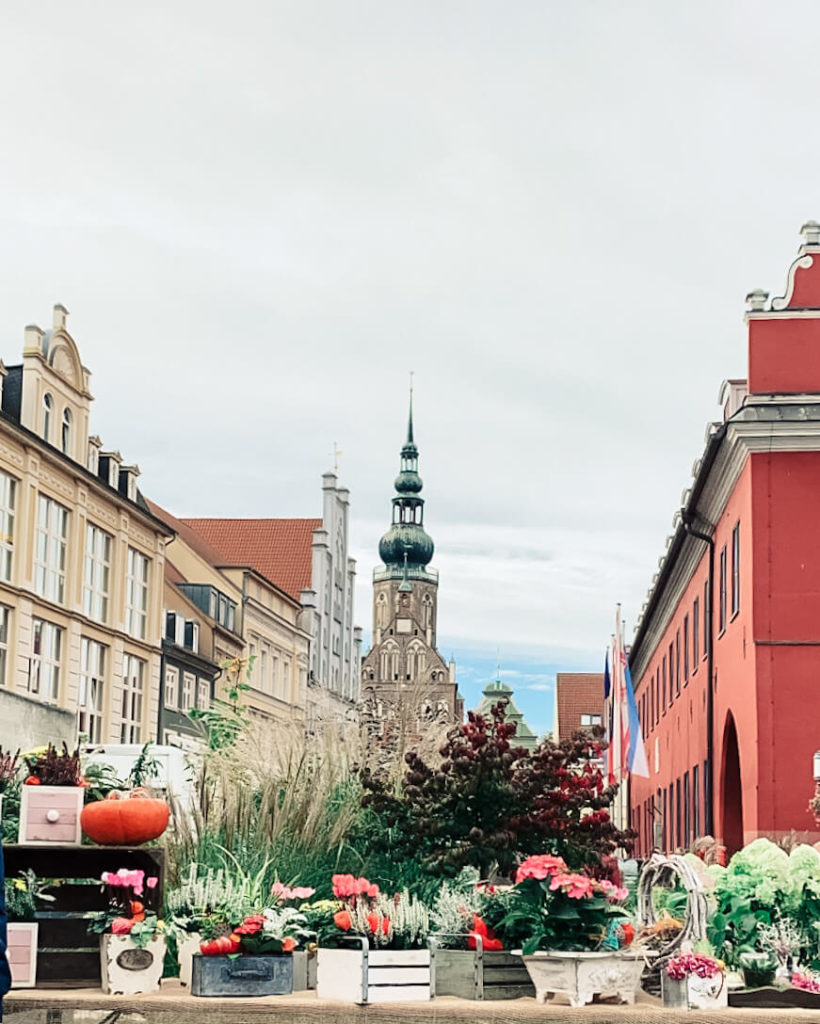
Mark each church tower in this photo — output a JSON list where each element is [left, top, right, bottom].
[[360, 397, 462, 734]]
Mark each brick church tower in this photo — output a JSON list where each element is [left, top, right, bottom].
[[360, 397, 462, 744]]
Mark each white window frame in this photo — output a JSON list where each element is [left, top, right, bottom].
[[42, 392, 53, 442], [35, 495, 68, 603], [79, 637, 106, 742], [29, 618, 62, 701], [83, 523, 112, 623], [164, 665, 179, 710], [0, 472, 16, 583], [580, 713, 602, 727], [121, 653, 145, 743], [125, 547, 149, 640], [181, 671, 195, 711], [0, 605, 10, 686], [61, 407, 72, 455], [196, 678, 209, 710]]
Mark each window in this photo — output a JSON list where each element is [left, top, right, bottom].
[[683, 617, 690, 683], [260, 649, 268, 692], [182, 672, 195, 711], [183, 620, 199, 652], [0, 471, 16, 582], [693, 597, 700, 668], [683, 770, 691, 847], [650, 674, 655, 726], [580, 713, 602, 727], [719, 545, 727, 633], [121, 654, 145, 742], [703, 580, 709, 656], [196, 678, 209, 710], [125, 548, 149, 639], [662, 656, 667, 712], [668, 643, 675, 702], [283, 658, 291, 698], [61, 408, 72, 455], [662, 787, 668, 851], [35, 495, 68, 603], [675, 631, 681, 695], [0, 606, 10, 686], [29, 618, 62, 701], [703, 759, 709, 832], [693, 764, 700, 838], [164, 666, 179, 709], [676, 778, 682, 850], [731, 522, 741, 617], [78, 638, 105, 742], [42, 393, 53, 442], [84, 523, 111, 623]]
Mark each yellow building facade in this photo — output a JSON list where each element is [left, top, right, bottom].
[[0, 306, 171, 751]]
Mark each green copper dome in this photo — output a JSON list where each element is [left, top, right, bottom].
[[379, 393, 434, 571]]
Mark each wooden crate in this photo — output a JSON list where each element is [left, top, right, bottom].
[[432, 947, 535, 1000], [3, 844, 163, 989]]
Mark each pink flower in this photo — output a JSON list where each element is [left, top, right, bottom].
[[146, 877, 158, 890], [332, 874, 378, 899], [515, 854, 568, 883], [290, 886, 315, 900], [549, 873, 594, 899], [111, 917, 134, 935]]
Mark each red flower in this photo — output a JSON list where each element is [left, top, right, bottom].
[[366, 912, 379, 934], [467, 915, 504, 951], [333, 910, 352, 931], [111, 917, 134, 935], [382, 917, 390, 936], [234, 914, 264, 935], [282, 936, 296, 953], [620, 923, 635, 946], [24, 777, 41, 785]]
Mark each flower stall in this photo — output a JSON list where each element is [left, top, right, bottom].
[[313, 874, 432, 1004]]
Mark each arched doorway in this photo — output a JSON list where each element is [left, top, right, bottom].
[[721, 713, 744, 856]]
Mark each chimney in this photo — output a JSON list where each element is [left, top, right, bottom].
[[52, 304, 69, 330], [23, 324, 44, 356]]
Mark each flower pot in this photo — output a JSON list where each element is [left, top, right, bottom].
[[292, 948, 317, 991], [176, 931, 202, 988], [430, 944, 534, 1000], [100, 933, 165, 995], [317, 944, 431, 1004], [191, 953, 294, 997], [7, 922, 38, 988], [18, 784, 84, 845], [662, 970, 727, 1010], [518, 950, 649, 1008]]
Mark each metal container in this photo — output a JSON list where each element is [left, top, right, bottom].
[[191, 953, 294, 997]]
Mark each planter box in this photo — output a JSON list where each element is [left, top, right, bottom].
[[431, 945, 534, 1000], [176, 932, 202, 988], [100, 934, 165, 995], [519, 950, 648, 1008], [18, 785, 84, 846], [191, 953, 293, 997], [7, 922, 38, 988], [317, 945, 431, 1004], [293, 948, 317, 991], [662, 970, 727, 1010]]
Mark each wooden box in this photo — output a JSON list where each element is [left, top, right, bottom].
[[432, 946, 534, 1000], [18, 785, 84, 846], [191, 953, 293, 997], [7, 922, 38, 988], [317, 944, 431, 1004]]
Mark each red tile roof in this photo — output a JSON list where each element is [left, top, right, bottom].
[[180, 518, 322, 601], [145, 500, 228, 568]]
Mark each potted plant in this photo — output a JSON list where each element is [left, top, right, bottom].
[[269, 881, 317, 991], [0, 746, 20, 822], [18, 743, 84, 846], [4, 870, 54, 988], [191, 904, 312, 997], [428, 867, 534, 1000], [314, 874, 432, 1004], [498, 853, 644, 1007], [88, 867, 165, 995], [662, 952, 727, 1009]]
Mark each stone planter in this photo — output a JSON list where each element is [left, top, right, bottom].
[[176, 931, 202, 988], [292, 948, 317, 991], [518, 949, 649, 1007], [429, 939, 534, 1000], [18, 784, 84, 845], [7, 922, 38, 988], [100, 934, 165, 995], [191, 952, 294, 997], [662, 970, 727, 1010], [317, 942, 431, 1004]]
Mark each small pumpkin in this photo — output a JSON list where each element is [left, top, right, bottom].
[[81, 790, 170, 845]]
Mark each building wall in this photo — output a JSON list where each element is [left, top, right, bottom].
[[554, 673, 604, 742]]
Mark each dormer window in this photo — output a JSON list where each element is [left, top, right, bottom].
[[61, 408, 72, 456], [42, 393, 53, 442]]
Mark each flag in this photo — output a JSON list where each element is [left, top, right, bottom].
[[604, 650, 614, 783], [624, 664, 649, 777]]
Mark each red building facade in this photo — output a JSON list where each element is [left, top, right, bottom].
[[630, 223, 820, 857]]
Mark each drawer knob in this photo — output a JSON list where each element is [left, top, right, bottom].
[[46, 809, 60, 823]]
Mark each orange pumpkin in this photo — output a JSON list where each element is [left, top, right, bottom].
[[81, 790, 170, 845]]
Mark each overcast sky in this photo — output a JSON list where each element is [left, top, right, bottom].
[[1, 1, 818, 736]]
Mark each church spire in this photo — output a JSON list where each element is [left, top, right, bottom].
[[378, 392, 434, 574]]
